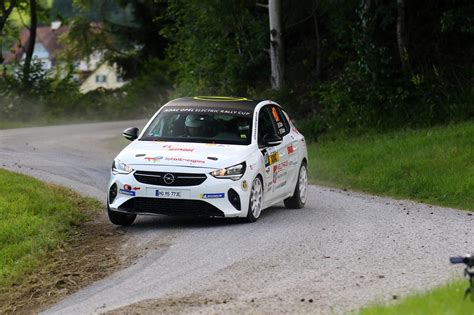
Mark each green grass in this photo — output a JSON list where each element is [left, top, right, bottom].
[[359, 280, 474, 314], [308, 121, 474, 210], [0, 169, 100, 290]]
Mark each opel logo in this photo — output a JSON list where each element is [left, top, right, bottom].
[[163, 173, 175, 185]]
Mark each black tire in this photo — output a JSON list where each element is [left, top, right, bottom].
[[284, 162, 308, 209], [107, 206, 136, 226], [243, 176, 264, 223]]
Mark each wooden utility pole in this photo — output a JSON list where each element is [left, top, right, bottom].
[[268, 0, 284, 89]]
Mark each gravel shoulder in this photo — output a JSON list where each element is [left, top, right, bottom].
[[1, 121, 472, 314]]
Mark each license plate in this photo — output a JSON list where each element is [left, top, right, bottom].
[[147, 188, 189, 199]]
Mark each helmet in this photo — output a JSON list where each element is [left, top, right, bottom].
[[185, 114, 207, 137]]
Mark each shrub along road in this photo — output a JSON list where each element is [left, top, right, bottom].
[[0, 121, 473, 314]]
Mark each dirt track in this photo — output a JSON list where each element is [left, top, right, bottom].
[[1, 121, 472, 314]]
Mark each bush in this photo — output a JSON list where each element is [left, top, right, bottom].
[[0, 58, 171, 123]]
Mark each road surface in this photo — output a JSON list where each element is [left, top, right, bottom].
[[1, 121, 472, 314]]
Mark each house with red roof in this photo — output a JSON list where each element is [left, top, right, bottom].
[[5, 22, 68, 71], [4, 22, 126, 93]]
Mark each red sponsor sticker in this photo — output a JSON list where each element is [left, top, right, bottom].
[[287, 145, 294, 154]]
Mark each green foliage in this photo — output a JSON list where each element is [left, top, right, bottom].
[[307, 121, 474, 210], [165, 0, 268, 96], [0, 58, 170, 123], [0, 169, 99, 289], [359, 280, 474, 315]]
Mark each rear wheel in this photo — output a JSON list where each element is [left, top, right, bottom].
[[107, 206, 136, 226], [244, 176, 263, 223], [284, 162, 308, 209]]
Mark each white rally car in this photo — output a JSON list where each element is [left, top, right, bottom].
[[108, 96, 308, 225]]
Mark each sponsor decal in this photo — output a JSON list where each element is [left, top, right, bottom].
[[271, 107, 281, 122], [207, 156, 218, 161], [163, 145, 194, 152], [275, 180, 287, 189], [156, 190, 181, 198], [123, 184, 132, 191], [265, 166, 271, 176], [277, 171, 288, 180], [273, 161, 289, 173], [163, 107, 251, 117], [201, 193, 225, 199], [289, 159, 299, 166], [268, 152, 280, 165], [242, 180, 249, 191], [136, 154, 146, 157], [253, 114, 258, 140], [133, 187, 141, 191], [165, 157, 205, 164], [287, 145, 295, 154], [145, 156, 163, 162], [119, 189, 135, 196], [261, 149, 280, 167]]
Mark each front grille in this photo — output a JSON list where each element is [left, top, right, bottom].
[[119, 198, 225, 217], [134, 171, 207, 186]]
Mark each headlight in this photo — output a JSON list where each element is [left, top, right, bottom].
[[112, 159, 134, 175], [210, 162, 246, 181]]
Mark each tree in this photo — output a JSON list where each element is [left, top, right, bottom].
[[268, 0, 284, 89], [0, 0, 17, 64], [396, 0, 409, 72], [51, 0, 74, 20], [22, 0, 37, 85]]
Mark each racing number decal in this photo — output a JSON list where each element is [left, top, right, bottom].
[[261, 149, 280, 167]]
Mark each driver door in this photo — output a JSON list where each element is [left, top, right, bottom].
[[258, 105, 290, 205]]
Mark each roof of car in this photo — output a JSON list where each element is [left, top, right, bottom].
[[164, 96, 264, 110]]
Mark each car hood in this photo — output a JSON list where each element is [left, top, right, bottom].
[[117, 141, 253, 169]]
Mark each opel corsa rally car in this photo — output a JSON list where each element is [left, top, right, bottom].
[[107, 96, 308, 225]]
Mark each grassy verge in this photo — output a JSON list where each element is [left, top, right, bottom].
[[0, 169, 100, 291], [359, 280, 474, 314], [307, 121, 474, 210]]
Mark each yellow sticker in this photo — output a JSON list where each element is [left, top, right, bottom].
[[242, 180, 249, 191], [268, 152, 280, 165]]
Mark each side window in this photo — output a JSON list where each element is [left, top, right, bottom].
[[270, 105, 290, 137], [258, 107, 277, 145]]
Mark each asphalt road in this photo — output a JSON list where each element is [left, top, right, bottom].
[[1, 121, 473, 314]]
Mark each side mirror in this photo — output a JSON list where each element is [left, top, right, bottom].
[[262, 133, 282, 147], [123, 127, 139, 141]]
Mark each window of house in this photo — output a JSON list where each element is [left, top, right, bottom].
[[96, 75, 107, 83]]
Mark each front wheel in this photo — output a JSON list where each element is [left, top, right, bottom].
[[284, 162, 308, 209], [107, 206, 136, 226], [244, 176, 263, 223]]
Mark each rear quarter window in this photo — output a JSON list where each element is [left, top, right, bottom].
[[270, 106, 290, 137]]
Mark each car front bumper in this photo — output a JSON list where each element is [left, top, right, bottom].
[[108, 165, 252, 218]]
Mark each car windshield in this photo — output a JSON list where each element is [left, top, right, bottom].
[[141, 106, 253, 145]]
